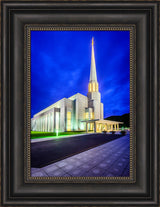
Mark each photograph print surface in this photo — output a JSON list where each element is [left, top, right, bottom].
[[30, 30, 130, 178]]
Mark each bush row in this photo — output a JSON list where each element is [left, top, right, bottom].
[[31, 131, 85, 138]]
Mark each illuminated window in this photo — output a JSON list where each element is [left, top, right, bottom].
[[67, 111, 71, 131], [92, 82, 95, 91], [85, 112, 89, 119], [55, 112, 60, 130], [96, 83, 98, 91], [88, 82, 98, 92], [91, 112, 94, 120]]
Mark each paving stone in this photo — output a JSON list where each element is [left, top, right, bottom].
[[64, 157, 77, 162], [84, 167, 106, 176], [72, 160, 84, 167], [102, 172, 115, 177], [42, 164, 59, 174], [75, 154, 84, 159], [89, 159, 101, 166], [101, 154, 108, 158], [108, 160, 129, 176], [31, 170, 48, 177], [98, 162, 110, 169], [122, 164, 130, 176], [80, 163, 95, 171], [31, 168, 41, 173], [63, 164, 75, 171], [47, 168, 66, 176], [81, 157, 91, 162], [62, 173, 72, 177], [68, 168, 86, 176], [55, 160, 68, 168]]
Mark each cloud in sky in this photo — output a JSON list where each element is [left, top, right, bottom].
[[31, 30, 130, 118]]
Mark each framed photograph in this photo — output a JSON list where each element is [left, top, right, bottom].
[[1, 1, 159, 206], [28, 26, 134, 182]]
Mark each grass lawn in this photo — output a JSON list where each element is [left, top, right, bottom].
[[31, 131, 87, 139]]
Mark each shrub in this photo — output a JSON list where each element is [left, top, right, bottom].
[[30, 130, 86, 139]]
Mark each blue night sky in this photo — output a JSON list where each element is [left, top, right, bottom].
[[31, 31, 130, 118]]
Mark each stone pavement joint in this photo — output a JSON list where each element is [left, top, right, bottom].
[[31, 134, 130, 177]]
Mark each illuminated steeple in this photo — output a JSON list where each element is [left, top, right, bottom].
[[88, 37, 99, 92]]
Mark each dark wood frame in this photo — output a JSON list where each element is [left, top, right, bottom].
[[1, 1, 159, 206]]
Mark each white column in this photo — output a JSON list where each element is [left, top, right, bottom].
[[47, 114, 50, 132], [38, 119, 40, 131], [43, 116, 45, 132], [45, 115, 47, 132], [117, 124, 119, 131], [94, 122, 96, 132], [51, 112, 54, 132], [42, 116, 44, 132], [86, 122, 88, 132]]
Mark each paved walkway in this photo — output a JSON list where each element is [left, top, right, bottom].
[[31, 134, 130, 177]]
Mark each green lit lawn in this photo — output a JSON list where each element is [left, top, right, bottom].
[[31, 131, 86, 139]]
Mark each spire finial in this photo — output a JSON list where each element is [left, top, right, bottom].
[[92, 37, 94, 46]]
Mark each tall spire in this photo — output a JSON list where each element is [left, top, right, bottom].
[[88, 37, 99, 93], [89, 37, 97, 82]]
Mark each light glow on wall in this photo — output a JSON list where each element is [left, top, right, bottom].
[[67, 111, 71, 131], [88, 82, 99, 93], [92, 82, 95, 92], [85, 112, 89, 120], [96, 83, 98, 91], [90, 123, 94, 130], [55, 112, 60, 130], [90, 112, 94, 120]]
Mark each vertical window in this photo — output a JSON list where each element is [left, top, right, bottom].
[[91, 112, 94, 120], [90, 123, 93, 130], [50, 113, 53, 132], [43, 117, 45, 132], [47, 114, 50, 132], [92, 82, 95, 92], [45, 115, 47, 132], [55, 112, 60, 131], [67, 111, 71, 131], [96, 83, 98, 91], [85, 112, 89, 120]]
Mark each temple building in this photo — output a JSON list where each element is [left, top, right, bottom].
[[31, 38, 122, 133]]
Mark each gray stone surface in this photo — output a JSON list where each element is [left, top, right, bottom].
[[31, 134, 130, 177]]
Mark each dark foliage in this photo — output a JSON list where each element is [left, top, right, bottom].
[[104, 113, 130, 128], [120, 131, 126, 136]]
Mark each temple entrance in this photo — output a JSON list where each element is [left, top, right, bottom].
[[82, 119, 123, 133]]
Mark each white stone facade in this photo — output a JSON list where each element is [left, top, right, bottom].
[[31, 92, 103, 132]]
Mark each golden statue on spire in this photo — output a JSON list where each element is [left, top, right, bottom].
[[92, 37, 94, 46]]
